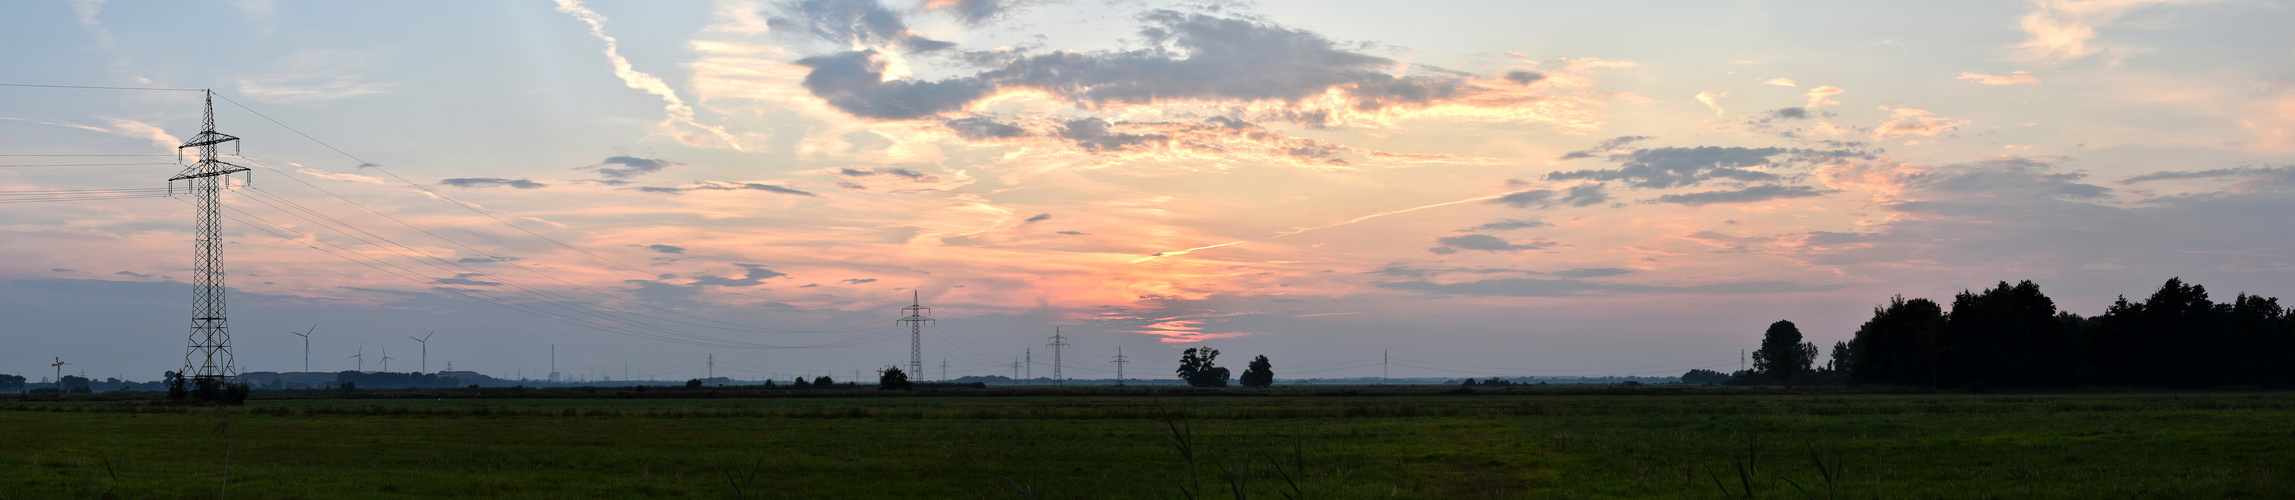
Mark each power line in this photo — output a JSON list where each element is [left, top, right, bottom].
[[0, 83, 203, 92]]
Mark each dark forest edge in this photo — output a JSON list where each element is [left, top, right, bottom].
[[1728, 277, 2295, 389]]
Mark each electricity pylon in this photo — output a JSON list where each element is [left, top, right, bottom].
[[1112, 346, 1128, 386], [172, 90, 250, 386], [1046, 327, 1069, 385], [897, 291, 933, 381]]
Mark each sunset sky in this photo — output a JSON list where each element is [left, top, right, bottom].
[[4, 0, 2292, 382]]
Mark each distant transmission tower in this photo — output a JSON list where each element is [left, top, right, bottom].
[[897, 291, 933, 380], [172, 90, 250, 386], [707, 354, 714, 380], [941, 358, 947, 382], [1111, 346, 1128, 386], [1011, 357, 1019, 380], [1025, 349, 1032, 381], [1046, 327, 1069, 385]]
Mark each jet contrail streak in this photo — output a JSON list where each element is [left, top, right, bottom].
[[555, 0, 746, 152], [1268, 192, 1509, 239]]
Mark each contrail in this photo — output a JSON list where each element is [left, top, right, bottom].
[[555, 0, 746, 152], [1268, 192, 1510, 239], [1134, 191, 1509, 262]]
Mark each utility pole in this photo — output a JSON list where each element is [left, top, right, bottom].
[[409, 330, 433, 373], [897, 291, 933, 381], [708, 354, 714, 380], [1112, 347, 1128, 386], [173, 90, 250, 387], [1047, 327, 1069, 385], [291, 324, 315, 372]]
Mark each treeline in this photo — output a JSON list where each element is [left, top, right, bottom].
[[1847, 278, 2295, 388]]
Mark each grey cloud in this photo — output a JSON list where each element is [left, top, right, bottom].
[[1768, 107, 1809, 120], [621, 280, 702, 304], [1427, 246, 1459, 255], [945, 116, 1028, 140], [769, 0, 955, 52], [795, 50, 994, 120], [1653, 184, 1830, 206], [689, 266, 788, 287], [840, 278, 879, 284], [456, 256, 521, 264], [837, 181, 868, 190], [114, 271, 155, 279], [1489, 184, 1608, 209], [1885, 157, 2109, 200], [1369, 263, 1539, 279], [933, 0, 1010, 25], [1377, 278, 1836, 297], [51, 268, 74, 273], [1024, 213, 1051, 223], [646, 244, 685, 254], [2120, 165, 2295, 185], [1557, 135, 1652, 160], [439, 178, 547, 189], [639, 182, 817, 196], [431, 273, 502, 286], [1502, 70, 1545, 84], [1465, 218, 1550, 231], [1062, 118, 1168, 152], [799, 283, 820, 288], [590, 156, 681, 179], [1548, 146, 1787, 188], [1552, 267, 1632, 278], [1435, 234, 1555, 252], [839, 167, 938, 181], [1057, 230, 1089, 235]]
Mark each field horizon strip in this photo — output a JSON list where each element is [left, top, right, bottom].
[[5, 389, 2292, 498]]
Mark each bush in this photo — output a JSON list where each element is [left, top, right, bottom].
[[685, 379, 703, 389]]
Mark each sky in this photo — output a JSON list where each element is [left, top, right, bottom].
[[2, 0, 2292, 383]]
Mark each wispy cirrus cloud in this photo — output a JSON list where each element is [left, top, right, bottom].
[[439, 178, 547, 189], [1958, 71, 2041, 85], [233, 49, 401, 103]]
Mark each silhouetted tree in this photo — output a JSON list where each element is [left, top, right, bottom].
[[813, 375, 834, 387], [1753, 320, 1816, 383], [1827, 340, 1856, 373], [878, 366, 912, 390], [1938, 281, 2068, 387], [0, 374, 24, 393], [1175, 347, 1230, 387], [59, 375, 91, 393], [792, 377, 810, 388], [1681, 369, 1730, 385], [1239, 355, 1273, 388], [1848, 296, 1947, 386], [685, 379, 703, 389]]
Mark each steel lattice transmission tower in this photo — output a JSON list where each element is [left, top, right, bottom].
[[172, 90, 250, 386], [1046, 327, 1069, 385], [897, 291, 933, 379]]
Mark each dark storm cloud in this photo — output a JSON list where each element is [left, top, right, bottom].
[[1376, 278, 1836, 297], [646, 244, 685, 254], [1488, 184, 1608, 209], [638, 182, 816, 196], [588, 156, 681, 179], [1557, 135, 1652, 160], [1434, 234, 1555, 252], [689, 265, 788, 287], [1652, 184, 1830, 206], [439, 178, 547, 189], [945, 116, 1029, 140], [1465, 218, 1550, 231]]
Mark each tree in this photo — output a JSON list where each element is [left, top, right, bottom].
[[792, 377, 810, 388], [1239, 355, 1273, 388], [1175, 347, 1230, 388], [1827, 340, 1856, 373], [813, 375, 834, 387], [1752, 320, 1816, 383], [1848, 296, 1947, 386], [684, 379, 703, 389], [0, 374, 24, 393], [878, 366, 912, 390], [1681, 369, 1730, 385], [60, 375, 92, 393]]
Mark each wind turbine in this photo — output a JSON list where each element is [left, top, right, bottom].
[[409, 331, 433, 373], [350, 344, 365, 372], [291, 324, 317, 372], [51, 357, 68, 390], [380, 346, 394, 373]]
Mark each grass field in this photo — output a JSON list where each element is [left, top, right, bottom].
[[4, 387, 2292, 498]]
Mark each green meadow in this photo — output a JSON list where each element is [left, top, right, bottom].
[[4, 388, 2291, 498]]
